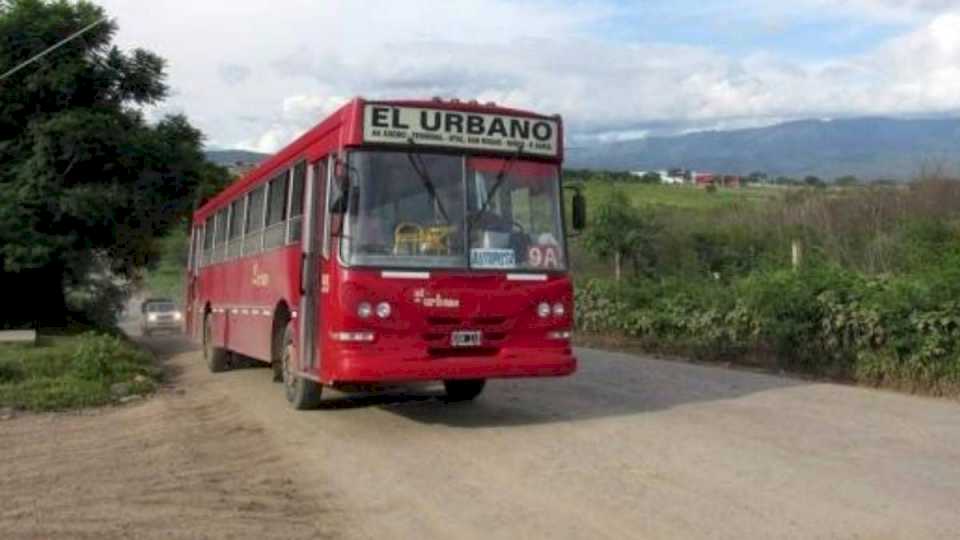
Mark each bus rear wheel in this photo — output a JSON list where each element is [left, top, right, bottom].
[[203, 315, 230, 373], [281, 324, 322, 410], [443, 379, 486, 402]]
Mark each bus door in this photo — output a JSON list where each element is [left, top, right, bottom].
[[298, 159, 328, 374]]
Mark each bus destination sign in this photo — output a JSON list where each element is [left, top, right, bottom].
[[363, 104, 560, 158]]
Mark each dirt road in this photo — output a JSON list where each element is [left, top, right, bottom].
[[3, 332, 960, 539]]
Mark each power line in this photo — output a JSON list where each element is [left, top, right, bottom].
[[0, 16, 108, 83]]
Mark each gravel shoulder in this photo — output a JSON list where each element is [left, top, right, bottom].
[[0, 338, 342, 540]]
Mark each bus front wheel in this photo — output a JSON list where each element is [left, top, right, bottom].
[[443, 379, 486, 402], [281, 324, 322, 410]]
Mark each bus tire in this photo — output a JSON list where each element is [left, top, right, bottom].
[[281, 324, 322, 410], [203, 314, 230, 373], [443, 379, 486, 402]]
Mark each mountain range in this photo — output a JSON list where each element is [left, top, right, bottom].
[[566, 117, 960, 180], [205, 149, 270, 168], [207, 116, 960, 181]]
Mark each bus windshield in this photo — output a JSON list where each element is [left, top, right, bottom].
[[341, 150, 566, 271]]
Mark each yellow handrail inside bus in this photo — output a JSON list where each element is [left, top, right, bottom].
[[393, 223, 454, 256], [420, 225, 453, 255], [394, 223, 421, 255]]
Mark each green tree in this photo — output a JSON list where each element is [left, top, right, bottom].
[[0, 0, 228, 328], [804, 175, 825, 188], [834, 175, 859, 187], [582, 188, 659, 281], [746, 171, 767, 184]]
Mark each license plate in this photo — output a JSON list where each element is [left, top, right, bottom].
[[451, 330, 482, 348]]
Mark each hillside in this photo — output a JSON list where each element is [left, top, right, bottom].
[[205, 149, 270, 168], [567, 117, 960, 180]]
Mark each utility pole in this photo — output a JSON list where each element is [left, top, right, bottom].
[[0, 16, 108, 83]]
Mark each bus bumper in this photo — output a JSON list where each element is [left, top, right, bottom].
[[325, 348, 577, 383]]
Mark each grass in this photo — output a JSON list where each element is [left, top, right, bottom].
[[581, 181, 779, 211], [0, 333, 161, 411], [568, 181, 785, 278]]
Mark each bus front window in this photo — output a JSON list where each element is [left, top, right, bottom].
[[466, 158, 566, 271], [341, 151, 566, 272], [342, 151, 468, 268]]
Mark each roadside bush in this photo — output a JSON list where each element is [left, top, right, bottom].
[[576, 259, 960, 395], [71, 333, 154, 382]]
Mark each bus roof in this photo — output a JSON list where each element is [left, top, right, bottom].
[[193, 97, 562, 223]]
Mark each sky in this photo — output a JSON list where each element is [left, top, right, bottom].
[[94, 0, 960, 151]]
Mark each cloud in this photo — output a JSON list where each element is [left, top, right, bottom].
[[97, 1, 960, 151], [772, 0, 958, 23], [832, 0, 960, 16], [217, 63, 251, 86]]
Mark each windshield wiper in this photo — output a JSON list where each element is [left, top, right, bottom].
[[406, 138, 450, 223], [468, 143, 524, 229]]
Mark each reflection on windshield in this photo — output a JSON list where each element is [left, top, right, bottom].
[[341, 151, 566, 271], [343, 152, 466, 268], [467, 158, 565, 271]]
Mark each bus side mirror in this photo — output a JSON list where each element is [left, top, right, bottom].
[[572, 192, 587, 231]]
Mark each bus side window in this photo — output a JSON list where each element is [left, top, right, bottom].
[[214, 208, 228, 263], [202, 216, 214, 266], [227, 198, 245, 259], [287, 161, 306, 244], [265, 171, 289, 249], [244, 186, 266, 255]]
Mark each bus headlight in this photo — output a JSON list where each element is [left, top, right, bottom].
[[537, 302, 551, 318], [552, 303, 566, 317], [147, 314, 158, 322], [376, 302, 392, 319], [357, 302, 373, 319], [173, 311, 183, 321]]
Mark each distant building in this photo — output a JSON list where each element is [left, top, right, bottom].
[[694, 172, 715, 186], [630, 169, 690, 184], [695, 172, 742, 188], [630, 168, 742, 188]]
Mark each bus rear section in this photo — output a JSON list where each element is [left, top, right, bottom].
[[189, 98, 585, 409]]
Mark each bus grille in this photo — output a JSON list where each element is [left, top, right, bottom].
[[422, 315, 509, 353]]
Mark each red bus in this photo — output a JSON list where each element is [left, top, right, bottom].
[[185, 98, 586, 409]]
